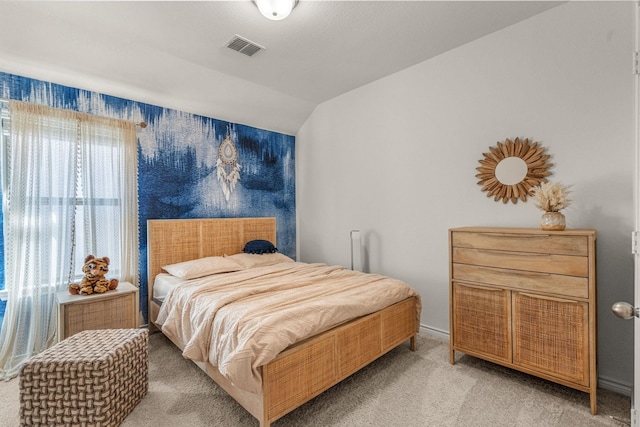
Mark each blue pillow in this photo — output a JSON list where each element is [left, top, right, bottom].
[[243, 240, 278, 254]]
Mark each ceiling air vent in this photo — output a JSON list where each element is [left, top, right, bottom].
[[225, 35, 265, 57]]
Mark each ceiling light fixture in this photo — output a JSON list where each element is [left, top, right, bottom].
[[254, 0, 298, 21]]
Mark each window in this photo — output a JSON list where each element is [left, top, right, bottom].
[[0, 100, 139, 378]]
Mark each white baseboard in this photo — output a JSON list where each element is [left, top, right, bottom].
[[599, 375, 633, 397], [419, 324, 449, 341], [418, 324, 633, 397]]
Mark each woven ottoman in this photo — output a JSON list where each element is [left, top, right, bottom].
[[19, 328, 148, 427]]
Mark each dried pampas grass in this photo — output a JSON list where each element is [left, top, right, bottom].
[[530, 181, 571, 212]]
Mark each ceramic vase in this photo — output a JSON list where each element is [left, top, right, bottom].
[[540, 211, 566, 231]]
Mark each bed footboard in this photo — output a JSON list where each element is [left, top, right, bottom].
[[261, 296, 418, 426]]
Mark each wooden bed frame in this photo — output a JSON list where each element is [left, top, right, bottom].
[[147, 217, 419, 427]]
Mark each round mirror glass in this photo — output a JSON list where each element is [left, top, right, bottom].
[[494, 156, 528, 185]]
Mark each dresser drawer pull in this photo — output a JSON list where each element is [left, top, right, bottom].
[[518, 292, 580, 304], [481, 233, 551, 238], [455, 282, 505, 292], [493, 269, 551, 278], [476, 249, 551, 258]]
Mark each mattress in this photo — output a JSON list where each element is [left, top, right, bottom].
[[152, 273, 184, 302]]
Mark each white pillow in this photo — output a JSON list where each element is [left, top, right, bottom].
[[162, 256, 242, 280], [225, 253, 294, 270]]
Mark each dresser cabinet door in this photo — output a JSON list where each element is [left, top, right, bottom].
[[512, 292, 589, 386], [452, 282, 510, 363]]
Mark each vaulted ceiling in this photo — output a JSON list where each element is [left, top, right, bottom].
[[0, 1, 562, 134]]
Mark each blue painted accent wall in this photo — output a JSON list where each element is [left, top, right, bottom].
[[0, 72, 296, 324]]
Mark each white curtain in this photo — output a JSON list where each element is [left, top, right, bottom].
[[0, 101, 139, 379]]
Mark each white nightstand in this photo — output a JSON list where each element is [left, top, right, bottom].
[[56, 281, 139, 342]]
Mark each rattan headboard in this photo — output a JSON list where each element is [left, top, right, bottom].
[[147, 217, 276, 305]]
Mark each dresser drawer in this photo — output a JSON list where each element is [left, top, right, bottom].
[[452, 247, 589, 277], [452, 263, 589, 299], [451, 231, 588, 256]]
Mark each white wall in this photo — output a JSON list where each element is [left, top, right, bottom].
[[297, 1, 635, 393]]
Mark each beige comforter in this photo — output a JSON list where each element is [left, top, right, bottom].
[[156, 261, 421, 394]]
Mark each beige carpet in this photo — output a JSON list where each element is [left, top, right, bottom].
[[0, 332, 631, 426]]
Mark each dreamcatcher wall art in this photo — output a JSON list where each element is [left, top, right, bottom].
[[217, 132, 241, 201]]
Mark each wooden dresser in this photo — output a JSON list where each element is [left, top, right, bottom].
[[449, 227, 597, 414]]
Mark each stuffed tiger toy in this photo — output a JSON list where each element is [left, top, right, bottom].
[[68, 255, 119, 295]]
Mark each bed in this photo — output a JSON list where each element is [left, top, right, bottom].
[[147, 217, 421, 427]]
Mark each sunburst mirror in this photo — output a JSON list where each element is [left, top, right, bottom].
[[476, 137, 552, 204]]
